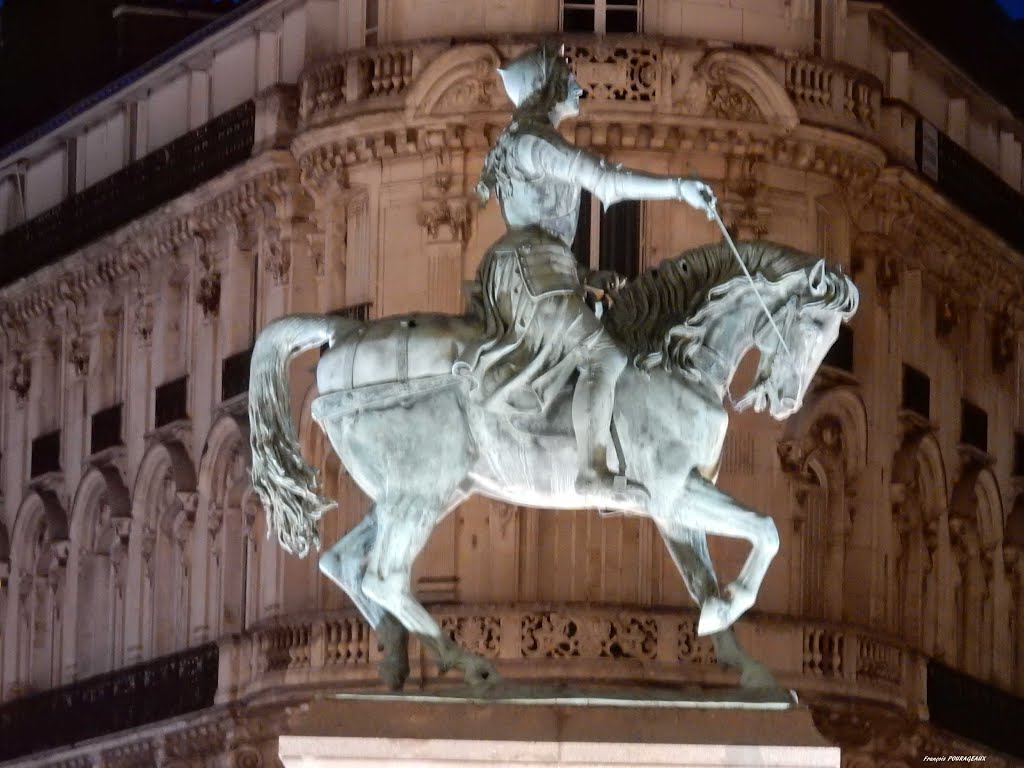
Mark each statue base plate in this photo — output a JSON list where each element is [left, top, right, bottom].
[[281, 689, 839, 767], [328, 680, 797, 708]]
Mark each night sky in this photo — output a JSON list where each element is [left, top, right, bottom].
[[997, 0, 1024, 17]]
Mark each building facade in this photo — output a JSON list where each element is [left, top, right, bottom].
[[0, 0, 1023, 765]]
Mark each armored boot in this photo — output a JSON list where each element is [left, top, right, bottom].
[[572, 340, 650, 508]]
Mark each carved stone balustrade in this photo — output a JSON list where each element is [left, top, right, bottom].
[[783, 57, 881, 138], [296, 36, 883, 141], [299, 42, 452, 125], [229, 604, 925, 715]]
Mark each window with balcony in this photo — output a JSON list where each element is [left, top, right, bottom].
[[572, 190, 642, 279], [561, 0, 641, 34]]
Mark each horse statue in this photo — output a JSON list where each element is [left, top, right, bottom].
[[248, 239, 857, 690]]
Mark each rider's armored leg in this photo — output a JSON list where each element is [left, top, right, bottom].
[[572, 332, 649, 505]]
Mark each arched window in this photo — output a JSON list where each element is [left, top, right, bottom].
[[9, 492, 69, 693], [779, 388, 867, 624], [131, 441, 197, 661], [67, 467, 130, 679], [1006, 496, 1024, 690], [891, 429, 946, 653], [198, 415, 251, 640], [948, 464, 1003, 678], [0, 520, 10, 697]]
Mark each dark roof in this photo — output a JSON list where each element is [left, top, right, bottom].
[[0, 0, 1022, 161], [882, 0, 1024, 120], [0, 0, 255, 155]]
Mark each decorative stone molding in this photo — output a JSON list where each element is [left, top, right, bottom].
[[403, 44, 504, 120], [991, 309, 1016, 374], [935, 290, 959, 338], [417, 199, 472, 244], [196, 270, 222, 319], [241, 496, 262, 542], [694, 50, 799, 129], [100, 738, 159, 768], [261, 228, 292, 286], [8, 350, 30, 402], [67, 332, 91, 377], [851, 231, 901, 302]]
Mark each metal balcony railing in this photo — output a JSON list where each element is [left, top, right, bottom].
[[0, 644, 218, 763], [0, 101, 255, 290]]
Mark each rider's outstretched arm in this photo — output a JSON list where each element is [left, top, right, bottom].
[[518, 132, 716, 214]]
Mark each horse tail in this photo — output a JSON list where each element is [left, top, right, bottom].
[[248, 313, 360, 557]]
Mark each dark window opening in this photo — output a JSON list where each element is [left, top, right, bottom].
[[901, 365, 930, 419], [90, 404, 123, 455], [606, 7, 639, 34], [822, 324, 854, 372], [960, 399, 988, 453], [221, 347, 253, 402], [155, 376, 188, 428], [1014, 432, 1024, 477], [573, 191, 641, 279], [562, 0, 640, 34], [928, 660, 1024, 759], [30, 431, 61, 477], [600, 200, 641, 279], [572, 189, 593, 267], [563, 6, 595, 32]]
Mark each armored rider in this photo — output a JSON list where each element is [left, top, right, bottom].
[[465, 44, 717, 506]]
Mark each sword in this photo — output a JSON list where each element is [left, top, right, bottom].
[[701, 191, 792, 359]]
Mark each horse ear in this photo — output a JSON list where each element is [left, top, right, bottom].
[[809, 259, 828, 297]]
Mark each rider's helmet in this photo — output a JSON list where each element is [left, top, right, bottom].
[[497, 43, 573, 108]]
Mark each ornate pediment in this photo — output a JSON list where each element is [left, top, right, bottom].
[[404, 45, 505, 120], [684, 51, 799, 129]]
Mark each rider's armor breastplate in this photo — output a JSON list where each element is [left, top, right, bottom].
[[495, 133, 585, 299]]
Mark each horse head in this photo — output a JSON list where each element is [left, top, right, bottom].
[[732, 258, 859, 419]]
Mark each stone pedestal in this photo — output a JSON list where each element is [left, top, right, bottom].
[[279, 692, 839, 767]]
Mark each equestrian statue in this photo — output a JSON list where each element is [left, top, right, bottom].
[[248, 44, 859, 691]]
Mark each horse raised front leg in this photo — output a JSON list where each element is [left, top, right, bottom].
[[317, 511, 410, 690], [360, 495, 500, 688], [656, 524, 779, 689], [672, 471, 779, 636]]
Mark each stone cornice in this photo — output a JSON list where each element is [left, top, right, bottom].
[[295, 111, 884, 197], [863, 167, 1024, 321]]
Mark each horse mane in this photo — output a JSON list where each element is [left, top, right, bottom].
[[603, 240, 858, 372]]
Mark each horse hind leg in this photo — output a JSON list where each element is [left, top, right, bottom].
[[361, 495, 499, 688], [656, 524, 779, 689], [318, 511, 410, 690]]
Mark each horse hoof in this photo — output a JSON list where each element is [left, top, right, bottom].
[[465, 660, 501, 688], [739, 661, 779, 690], [697, 597, 730, 636], [378, 656, 410, 691]]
